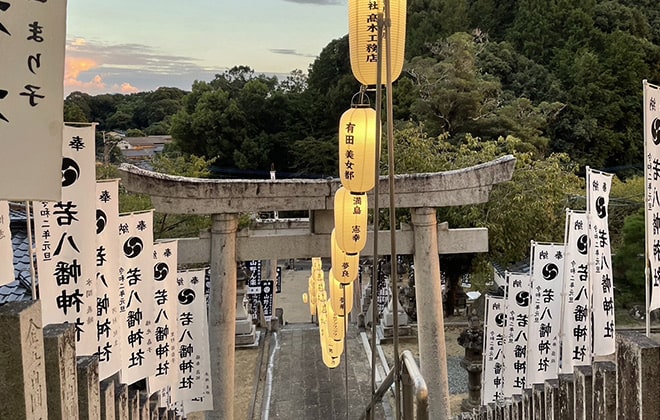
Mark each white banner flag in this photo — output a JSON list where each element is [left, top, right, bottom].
[[0, 0, 67, 201], [502, 272, 531, 398], [526, 242, 565, 386], [119, 211, 155, 385], [481, 295, 505, 405], [35, 125, 97, 355], [95, 180, 122, 380], [587, 167, 616, 355], [0, 200, 14, 286], [176, 269, 213, 410], [559, 210, 591, 374], [644, 81, 660, 310], [148, 241, 179, 394]]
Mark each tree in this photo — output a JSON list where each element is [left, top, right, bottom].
[[613, 209, 645, 307], [390, 124, 583, 268]]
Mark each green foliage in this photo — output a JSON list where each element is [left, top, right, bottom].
[[613, 209, 645, 307], [390, 125, 582, 266]]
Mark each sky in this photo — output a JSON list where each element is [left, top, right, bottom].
[[65, 0, 348, 96]]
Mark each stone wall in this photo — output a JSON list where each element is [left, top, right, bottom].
[[452, 331, 660, 420], [0, 300, 184, 419]]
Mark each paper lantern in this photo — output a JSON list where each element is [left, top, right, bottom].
[[307, 276, 317, 316], [331, 229, 359, 284], [312, 257, 323, 271], [334, 187, 368, 254], [318, 293, 341, 368], [326, 303, 346, 344], [348, 0, 407, 86], [339, 106, 377, 193], [329, 272, 354, 316]]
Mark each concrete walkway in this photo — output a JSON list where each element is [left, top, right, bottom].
[[255, 263, 389, 419], [263, 322, 387, 420]]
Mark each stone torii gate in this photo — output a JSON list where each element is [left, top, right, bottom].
[[119, 155, 515, 419]]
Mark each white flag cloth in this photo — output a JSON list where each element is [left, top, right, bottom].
[[502, 272, 531, 398], [559, 210, 591, 374], [481, 295, 505, 405], [0, 0, 67, 201], [148, 241, 179, 394], [526, 242, 565, 386], [176, 269, 213, 411], [96, 180, 122, 380], [586, 167, 616, 356], [35, 125, 97, 355], [118, 211, 155, 385], [644, 81, 660, 310], [0, 201, 14, 286]]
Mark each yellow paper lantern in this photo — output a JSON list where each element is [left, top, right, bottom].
[[307, 276, 317, 316], [339, 106, 376, 193], [329, 272, 354, 316], [331, 229, 359, 284], [318, 293, 341, 368], [326, 302, 346, 342], [348, 0, 407, 86], [334, 187, 368, 254]]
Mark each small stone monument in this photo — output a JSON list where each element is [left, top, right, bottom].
[[458, 309, 484, 412]]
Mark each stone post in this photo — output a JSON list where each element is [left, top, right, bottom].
[[77, 355, 100, 420], [558, 374, 574, 420], [458, 311, 483, 412], [43, 323, 79, 420], [208, 213, 239, 420], [0, 301, 47, 420], [100, 378, 116, 420], [128, 389, 139, 419], [532, 383, 545, 420], [522, 388, 532, 420], [616, 331, 660, 419], [593, 361, 616, 420], [574, 366, 593, 420], [511, 395, 523, 420], [544, 379, 559, 420], [411, 207, 450, 419], [115, 383, 129, 420]]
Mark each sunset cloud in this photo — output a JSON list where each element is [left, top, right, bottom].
[[64, 37, 223, 95]]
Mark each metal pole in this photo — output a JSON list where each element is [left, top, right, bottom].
[[25, 202, 37, 300], [383, 1, 401, 417], [369, 12, 385, 420], [644, 79, 651, 337]]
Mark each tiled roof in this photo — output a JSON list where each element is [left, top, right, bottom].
[[0, 208, 34, 305]]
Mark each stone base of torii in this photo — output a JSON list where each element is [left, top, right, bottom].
[[119, 155, 515, 420]]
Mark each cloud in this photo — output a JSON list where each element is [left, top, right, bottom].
[[269, 48, 316, 58], [64, 37, 224, 95], [282, 0, 344, 5]]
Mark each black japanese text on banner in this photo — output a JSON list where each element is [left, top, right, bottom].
[[176, 269, 213, 411], [35, 125, 96, 356], [644, 81, 660, 310], [587, 167, 616, 356], [119, 211, 155, 385], [148, 241, 179, 394], [96, 179, 122, 380], [502, 272, 531, 398], [559, 210, 591, 374], [0, 1, 67, 201], [526, 242, 565, 386], [481, 295, 505, 405]]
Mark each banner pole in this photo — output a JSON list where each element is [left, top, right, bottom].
[[644, 80, 651, 337], [26, 201, 37, 301]]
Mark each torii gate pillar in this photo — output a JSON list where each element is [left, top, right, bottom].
[[412, 207, 450, 419], [208, 213, 239, 420]]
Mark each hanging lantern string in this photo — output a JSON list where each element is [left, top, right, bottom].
[[343, 284, 350, 420], [351, 86, 371, 108]]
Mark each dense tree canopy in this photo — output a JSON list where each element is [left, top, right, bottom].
[[85, 0, 658, 293]]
